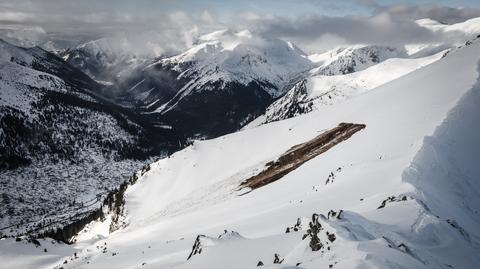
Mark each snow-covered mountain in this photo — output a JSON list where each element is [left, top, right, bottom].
[[246, 46, 447, 127], [59, 31, 455, 139], [108, 30, 314, 138], [5, 36, 479, 269], [158, 29, 314, 97], [308, 45, 407, 76], [1, 14, 480, 269], [245, 17, 480, 128], [0, 39, 177, 239]]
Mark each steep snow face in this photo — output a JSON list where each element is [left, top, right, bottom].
[[308, 45, 408, 76], [403, 73, 480, 242], [11, 38, 480, 269], [247, 47, 446, 127]]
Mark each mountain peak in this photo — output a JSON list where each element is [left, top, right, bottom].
[[159, 30, 313, 96]]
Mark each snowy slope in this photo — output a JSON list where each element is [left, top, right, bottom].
[[246, 47, 446, 127], [4, 35, 479, 269]]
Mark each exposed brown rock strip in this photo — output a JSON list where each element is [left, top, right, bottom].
[[240, 123, 366, 190]]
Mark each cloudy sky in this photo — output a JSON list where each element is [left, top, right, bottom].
[[1, 0, 480, 54]]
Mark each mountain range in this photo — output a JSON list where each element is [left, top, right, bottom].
[[0, 16, 479, 269]]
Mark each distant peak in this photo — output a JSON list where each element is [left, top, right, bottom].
[[235, 29, 253, 39], [415, 18, 442, 26], [198, 29, 229, 42]]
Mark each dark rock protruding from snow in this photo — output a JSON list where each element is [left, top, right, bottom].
[[327, 231, 336, 242], [218, 229, 242, 239], [327, 210, 343, 220], [377, 195, 409, 209], [273, 253, 284, 264], [186, 230, 244, 260], [285, 217, 304, 233], [302, 214, 324, 251], [187, 235, 205, 260]]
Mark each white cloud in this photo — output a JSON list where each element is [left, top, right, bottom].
[[0, 1, 479, 55], [0, 25, 48, 47], [373, 3, 480, 24], [0, 11, 33, 22]]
